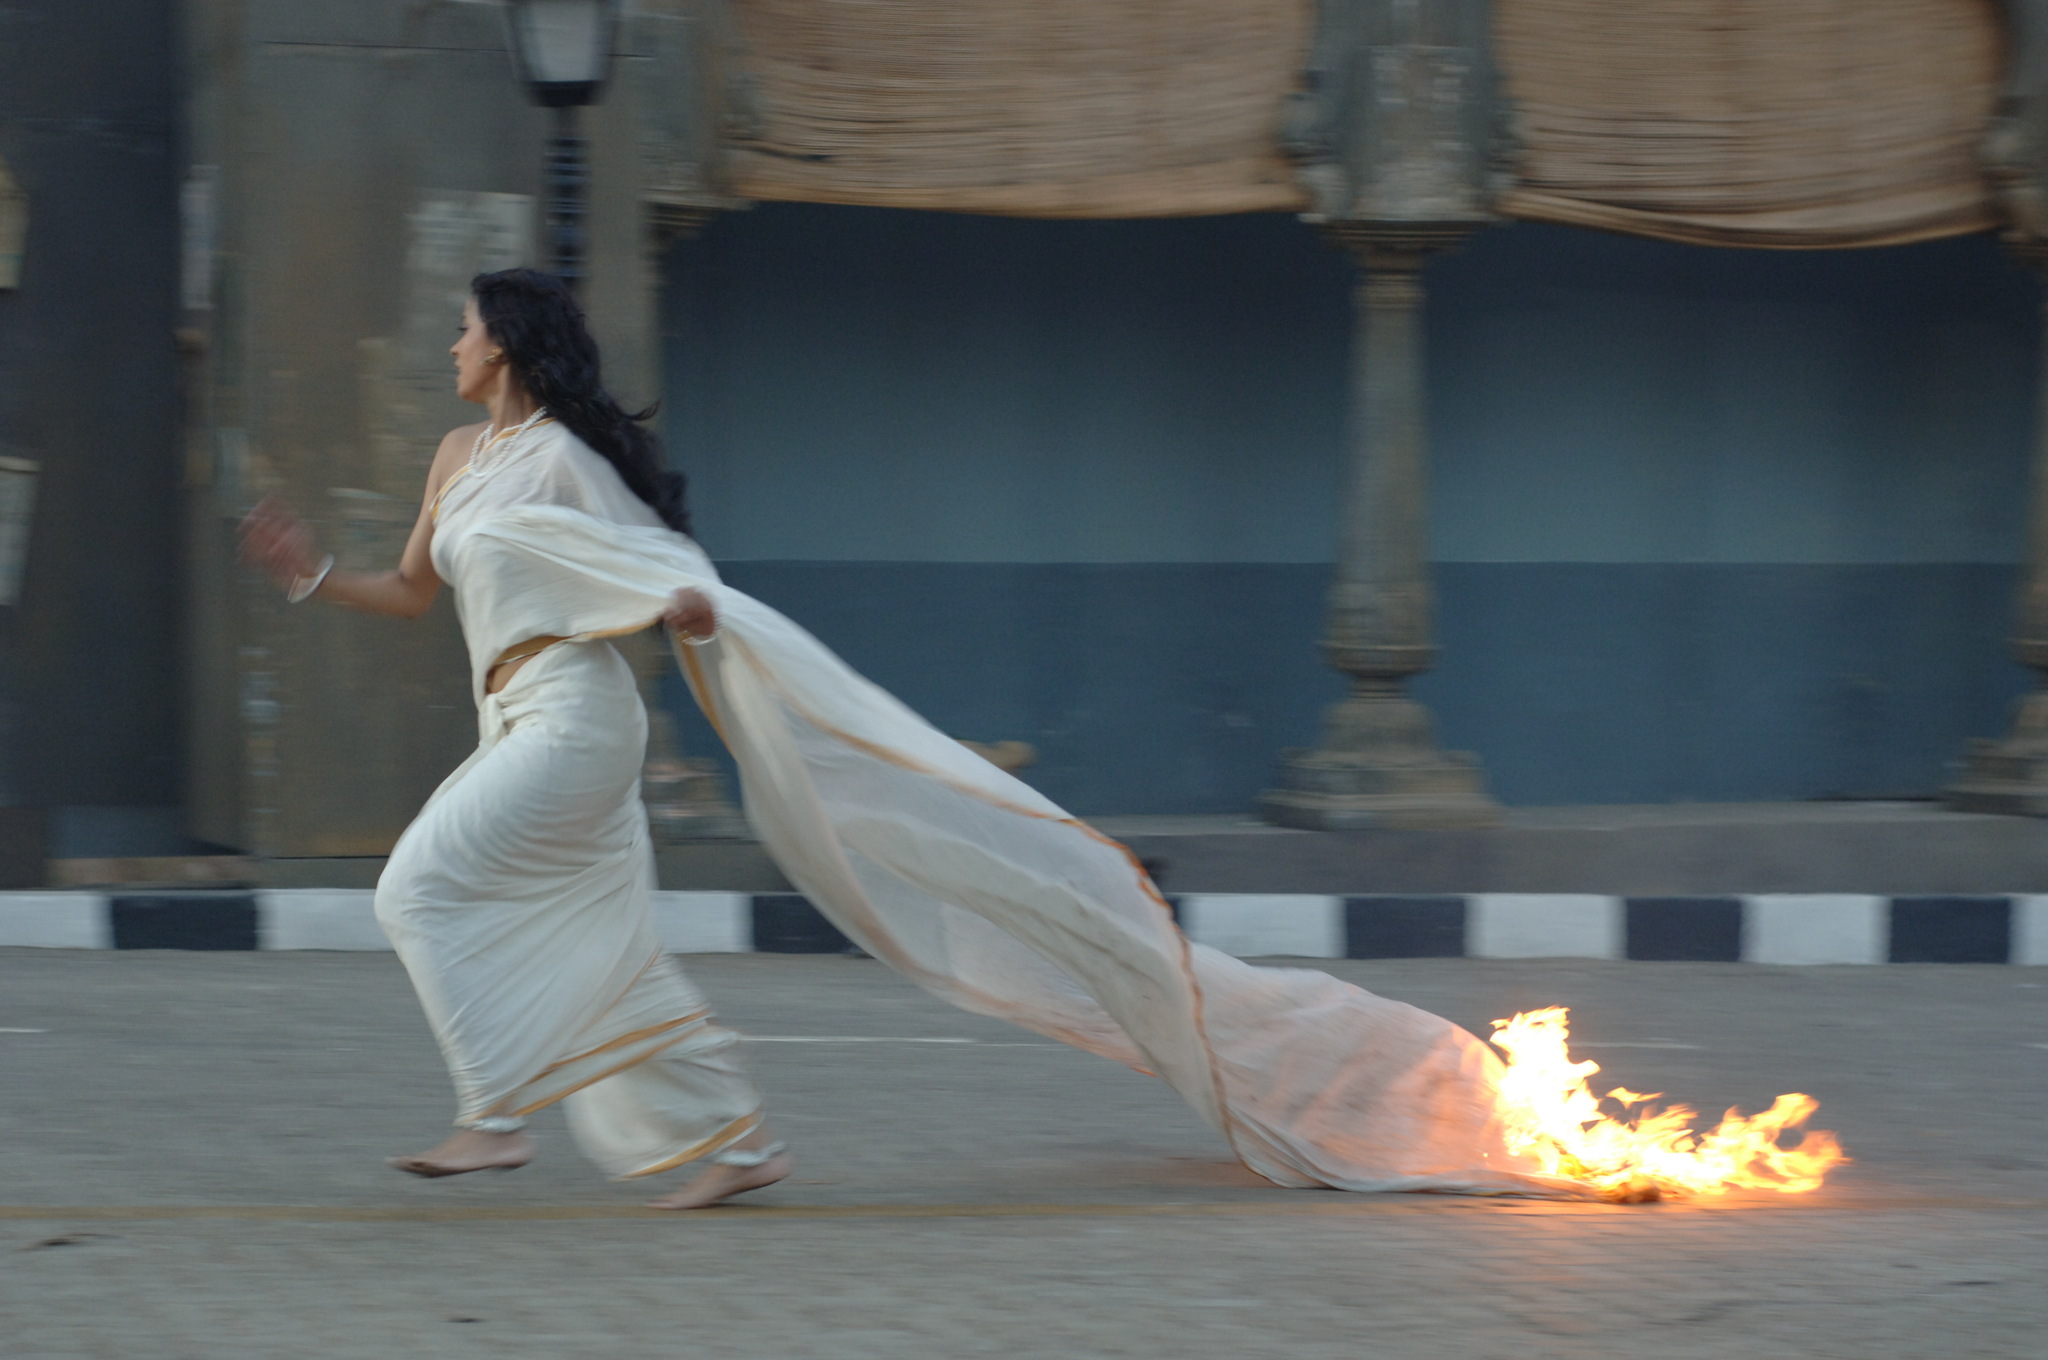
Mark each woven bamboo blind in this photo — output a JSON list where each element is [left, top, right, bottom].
[[722, 0, 1313, 218], [720, 0, 2006, 245], [1494, 0, 2005, 247]]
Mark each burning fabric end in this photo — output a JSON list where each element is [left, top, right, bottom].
[[1490, 1007, 1848, 1200]]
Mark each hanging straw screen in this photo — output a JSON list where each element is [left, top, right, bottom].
[[1493, 0, 2005, 247]]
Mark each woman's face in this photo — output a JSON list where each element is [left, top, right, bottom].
[[451, 298, 503, 404]]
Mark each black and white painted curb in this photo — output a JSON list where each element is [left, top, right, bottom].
[[2, 890, 2045, 963]]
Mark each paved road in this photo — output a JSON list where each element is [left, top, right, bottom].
[[2, 950, 2043, 1358]]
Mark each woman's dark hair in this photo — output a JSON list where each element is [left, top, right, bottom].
[[469, 267, 690, 535]]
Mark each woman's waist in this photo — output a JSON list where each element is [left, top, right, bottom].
[[479, 633, 639, 708], [487, 634, 572, 694]]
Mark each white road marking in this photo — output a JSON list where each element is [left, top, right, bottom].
[[738, 1034, 1705, 1052], [738, 1035, 1053, 1046], [0, 1027, 47, 1033], [735, 1034, 1704, 1053]]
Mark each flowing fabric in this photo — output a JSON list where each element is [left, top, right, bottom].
[[404, 423, 1569, 1195]]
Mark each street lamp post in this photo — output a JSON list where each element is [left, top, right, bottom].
[[501, 1, 750, 843], [504, 0, 623, 291]]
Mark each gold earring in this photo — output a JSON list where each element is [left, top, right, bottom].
[[485, 352, 504, 365]]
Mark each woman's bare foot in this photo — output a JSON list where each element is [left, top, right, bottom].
[[645, 1135, 793, 1210], [387, 1127, 536, 1178]]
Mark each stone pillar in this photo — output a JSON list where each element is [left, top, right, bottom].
[[1947, 4, 2048, 814], [1947, 245, 2048, 814], [1268, 0, 1506, 829], [629, 206, 748, 842], [628, 628, 749, 841], [1261, 226, 1498, 830], [629, 0, 755, 843]]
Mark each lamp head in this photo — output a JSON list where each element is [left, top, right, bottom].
[[504, 0, 622, 108]]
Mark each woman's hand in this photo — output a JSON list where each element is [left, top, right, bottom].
[[661, 587, 718, 642], [239, 497, 323, 589]]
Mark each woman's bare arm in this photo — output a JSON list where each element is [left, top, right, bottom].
[[239, 425, 482, 619]]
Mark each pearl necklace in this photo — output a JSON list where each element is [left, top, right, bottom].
[[469, 406, 551, 477]]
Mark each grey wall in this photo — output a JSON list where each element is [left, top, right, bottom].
[[180, 0, 670, 856], [0, 1, 185, 850], [660, 207, 2038, 813]]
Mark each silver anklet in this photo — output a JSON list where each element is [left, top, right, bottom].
[[459, 1115, 527, 1135], [709, 1140, 786, 1168]]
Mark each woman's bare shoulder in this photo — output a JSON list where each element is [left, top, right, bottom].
[[418, 423, 486, 508], [437, 422, 487, 459], [430, 423, 484, 474]]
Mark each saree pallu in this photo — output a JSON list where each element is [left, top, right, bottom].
[[374, 638, 761, 1179], [446, 502, 1570, 1196]]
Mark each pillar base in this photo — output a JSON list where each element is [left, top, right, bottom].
[[1944, 738, 2048, 817], [644, 756, 752, 842], [1944, 690, 2048, 817], [1261, 748, 1500, 830]]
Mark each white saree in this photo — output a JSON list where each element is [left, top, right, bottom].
[[378, 423, 1563, 1194]]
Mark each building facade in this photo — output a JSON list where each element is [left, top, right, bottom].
[[663, 206, 2036, 815], [0, 1, 2040, 856]]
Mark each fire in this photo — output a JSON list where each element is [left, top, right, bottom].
[[1489, 1007, 1847, 1202]]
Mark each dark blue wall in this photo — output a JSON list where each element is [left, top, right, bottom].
[[0, 2, 184, 846], [660, 206, 2039, 814], [1428, 226, 2038, 564], [1423, 563, 2023, 805], [663, 208, 1354, 563], [659, 562, 2022, 813]]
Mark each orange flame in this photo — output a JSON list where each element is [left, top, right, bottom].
[[1489, 1007, 1847, 1202]]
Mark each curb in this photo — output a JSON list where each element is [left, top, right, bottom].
[[1, 890, 2045, 963]]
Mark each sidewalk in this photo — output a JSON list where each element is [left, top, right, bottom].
[[58, 800, 2048, 898]]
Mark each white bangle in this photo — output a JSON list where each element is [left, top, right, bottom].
[[677, 628, 717, 647], [287, 554, 334, 604]]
